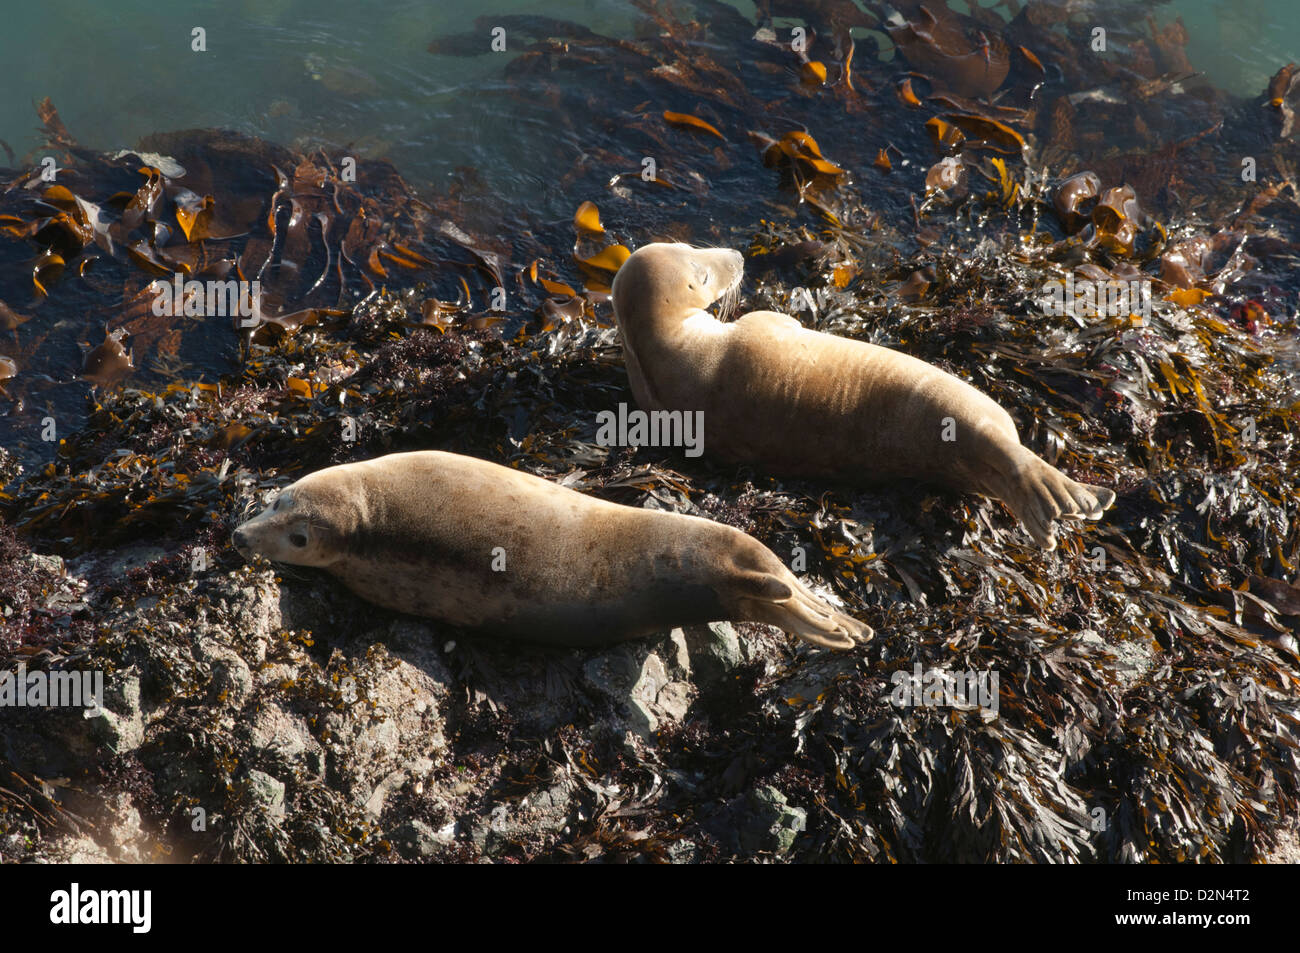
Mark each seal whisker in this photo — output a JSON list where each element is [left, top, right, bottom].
[[715, 273, 744, 322]]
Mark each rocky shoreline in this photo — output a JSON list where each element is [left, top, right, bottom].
[[3, 542, 838, 862]]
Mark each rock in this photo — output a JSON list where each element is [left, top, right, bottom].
[[391, 818, 454, 859], [276, 575, 347, 636], [655, 680, 693, 723], [201, 644, 254, 708], [583, 635, 696, 738], [41, 835, 113, 864], [24, 552, 65, 576], [83, 665, 144, 754], [245, 706, 324, 778], [323, 635, 451, 813], [470, 781, 573, 856], [65, 543, 170, 583], [87, 704, 144, 756], [666, 838, 700, 863], [748, 785, 807, 854], [1264, 825, 1300, 864], [245, 770, 286, 818], [679, 622, 743, 682], [364, 759, 432, 816], [709, 785, 808, 856], [87, 792, 149, 863], [662, 629, 692, 678]]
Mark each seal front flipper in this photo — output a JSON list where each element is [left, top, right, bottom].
[[728, 570, 872, 651]]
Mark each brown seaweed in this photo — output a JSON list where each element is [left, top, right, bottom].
[[3, 0, 1300, 865]]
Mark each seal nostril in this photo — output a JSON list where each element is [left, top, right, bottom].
[[233, 529, 248, 548]]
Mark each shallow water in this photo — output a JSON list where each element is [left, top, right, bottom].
[[0, 0, 648, 217], [2, 0, 1294, 204]]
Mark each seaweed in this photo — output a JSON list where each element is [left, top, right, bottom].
[[3, 0, 1300, 863]]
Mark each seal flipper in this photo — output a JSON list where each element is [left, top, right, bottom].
[[730, 571, 872, 650], [998, 449, 1116, 550]]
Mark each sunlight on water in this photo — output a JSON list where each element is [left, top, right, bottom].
[[0, 0, 641, 207], [2, 0, 1295, 204]]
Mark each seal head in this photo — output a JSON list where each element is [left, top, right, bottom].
[[233, 481, 356, 569], [610, 243, 744, 409]]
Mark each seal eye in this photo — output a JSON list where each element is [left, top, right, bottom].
[[289, 531, 307, 548]]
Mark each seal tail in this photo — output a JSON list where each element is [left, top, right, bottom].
[[731, 571, 873, 650], [1000, 450, 1116, 550]]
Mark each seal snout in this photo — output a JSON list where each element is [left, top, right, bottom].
[[232, 526, 251, 557]]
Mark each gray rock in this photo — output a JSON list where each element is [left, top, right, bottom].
[[87, 707, 144, 756], [679, 622, 743, 682], [392, 818, 455, 859], [470, 781, 573, 856], [85, 669, 144, 755], [246, 770, 286, 817], [724, 785, 808, 856], [322, 638, 450, 813], [655, 680, 693, 723], [65, 543, 168, 581], [246, 706, 324, 778], [661, 630, 692, 679], [364, 759, 432, 816], [24, 552, 65, 576], [666, 838, 700, 863], [207, 650, 255, 708], [584, 639, 696, 738], [63, 791, 149, 863]]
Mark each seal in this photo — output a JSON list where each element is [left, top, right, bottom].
[[610, 242, 1116, 550], [232, 450, 868, 649]]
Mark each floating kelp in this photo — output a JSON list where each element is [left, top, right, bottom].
[[0, 105, 530, 456], [887, 2, 1010, 98], [80, 327, 134, 388]]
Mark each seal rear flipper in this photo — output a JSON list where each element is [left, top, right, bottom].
[[1001, 451, 1117, 550], [732, 572, 872, 650]]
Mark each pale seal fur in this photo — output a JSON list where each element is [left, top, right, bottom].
[[611, 242, 1116, 550], [232, 450, 868, 649]]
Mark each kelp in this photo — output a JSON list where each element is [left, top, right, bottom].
[[0, 109, 531, 426], [3, 0, 1300, 863]]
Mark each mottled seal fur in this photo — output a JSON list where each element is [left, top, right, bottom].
[[233, 450, 868, 649], [610, 242, 1116, 549]]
